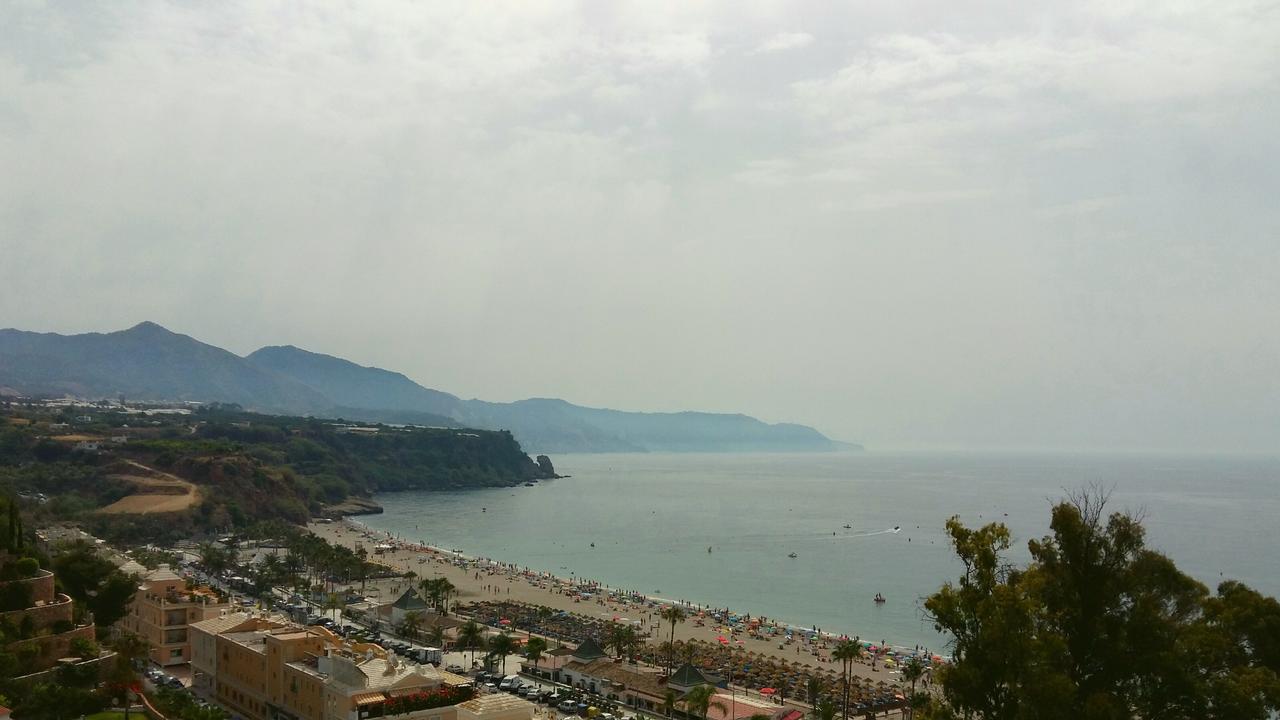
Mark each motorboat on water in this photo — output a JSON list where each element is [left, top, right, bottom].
[[874, 593, 886, 603], [788, 552, 798, 558]]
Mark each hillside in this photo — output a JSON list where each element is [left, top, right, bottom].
[[247, 345, 464, 419], [249, 346, 851, 452], [0, 406, 554, 544], [0, 322, 330, 413], [0, 323, 852, 453]]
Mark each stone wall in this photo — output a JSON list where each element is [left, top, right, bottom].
[[6, 623, 97, 672], [0, 569, 56, 605], [0, 592, 74, 631]]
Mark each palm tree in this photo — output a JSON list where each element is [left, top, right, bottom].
[[805, 674, 824, 706], [813, 699, 837, 720], [487, 632, 517, 675], [436, 577, 457, 614], [831, 640, 861, 720], [199, 543, 231, 576], [526, 636, 548, 676], [606, 624, 639, 660], [662, 690, 678, 720], [400, 610, 424, 641], [356, 547, 369, 592], [900, 657, 925, 719], [678, 641, 697, 665], [458, 620, 486, 667], [282, 552, 304, 589], [659, 606, 686, 675], [420, 578, 442, 609], [109, 632, 152, 718], [426, 624, 446, 649], [680, 684, 728, 720], [324, 592, 345, 624]]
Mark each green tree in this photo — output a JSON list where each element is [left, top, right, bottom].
[[660, 605, 686, 675], [606, 624, 640, 660], [680, 684, 728, 720], [831, 639, 861, 720], [526, 635, 548, 675], [901, 657, 926, 719], [52, 542, 138, 627], [805, 674, 825, 705], [426, 624, 446, 649], [486, 632, 517, 675], [458, 620, 486, 667], [925, 491, 1280, 720], [400, 610, 424, 641], [812, 699, 838, 720], [662, 690, 678, 720]]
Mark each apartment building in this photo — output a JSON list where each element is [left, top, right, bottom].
[[190, 612, 532, 720], [118, 564, 231, 666]]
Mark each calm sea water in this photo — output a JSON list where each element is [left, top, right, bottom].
[[363, 452, 1280, 651]]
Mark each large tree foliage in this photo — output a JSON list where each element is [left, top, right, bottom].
[[925, 492, 1280, 720], [52, 541, 138, 628]]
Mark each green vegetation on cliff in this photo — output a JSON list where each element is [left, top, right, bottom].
[[0, 404, 553, 543]]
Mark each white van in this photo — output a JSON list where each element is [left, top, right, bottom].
[[499, 675, 522, 691]]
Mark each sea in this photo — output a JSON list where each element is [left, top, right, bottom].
[[360, 451, 1280, 653]]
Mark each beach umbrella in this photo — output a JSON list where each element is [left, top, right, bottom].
[[760, 688, 776, 696]]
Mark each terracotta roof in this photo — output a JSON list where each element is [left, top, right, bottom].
[[563, 658, 667, 700]]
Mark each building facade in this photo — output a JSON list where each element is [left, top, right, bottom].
[[118, 564, 230, 666], [190, 612, 529, 720]]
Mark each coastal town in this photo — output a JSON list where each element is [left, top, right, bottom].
[[2, 512, 923, 720]]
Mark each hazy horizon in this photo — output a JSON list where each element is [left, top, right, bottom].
[[3, 2, 1278, 453]]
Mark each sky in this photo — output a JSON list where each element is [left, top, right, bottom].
[[2, 1, 1278, 452]]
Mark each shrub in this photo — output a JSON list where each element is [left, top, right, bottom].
[[15, 557, 39, 578], [0, 581, 32, 612], [70, 636, 99, 659]]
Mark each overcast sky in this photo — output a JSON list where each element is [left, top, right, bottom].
[[2, 1, 1278, 452]]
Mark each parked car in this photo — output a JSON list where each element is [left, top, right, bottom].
[[559, 700, 579, 713]]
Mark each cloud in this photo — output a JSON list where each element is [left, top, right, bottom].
[[755, 31, 814, 53], [1, 0, 1278, 450]]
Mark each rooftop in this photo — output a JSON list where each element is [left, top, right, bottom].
[[563, 658, 667, 699], [458, 692, 535, 714]]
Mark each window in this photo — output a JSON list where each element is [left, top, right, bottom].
[[170, 648, 183, 659]]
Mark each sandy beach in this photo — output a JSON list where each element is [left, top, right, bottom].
[[309, 519, 937, 691]]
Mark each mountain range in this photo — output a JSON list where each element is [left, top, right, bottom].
[[0, 322, 853, 453]]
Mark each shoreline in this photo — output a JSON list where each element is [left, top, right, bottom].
[[309, 518, 947, 689]]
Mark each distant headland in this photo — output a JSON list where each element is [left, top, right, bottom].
[[0, 322, 858, 454]]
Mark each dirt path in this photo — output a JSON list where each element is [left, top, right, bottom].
[[99, 460, 200, 514]]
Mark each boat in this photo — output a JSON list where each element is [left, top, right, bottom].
[[874, 593, 886, 604], [788, 552, 798, 559], [524, 482, 536, 487], [843, 524, 851, 529]]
